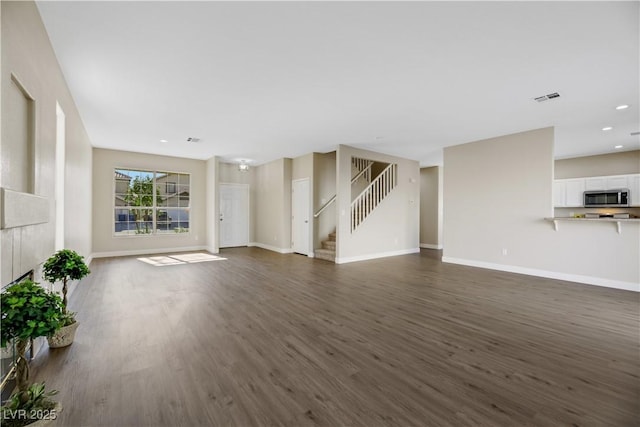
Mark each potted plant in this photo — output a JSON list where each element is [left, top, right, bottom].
[[1, 279, 64, 426], [42, 250, 90, 348]]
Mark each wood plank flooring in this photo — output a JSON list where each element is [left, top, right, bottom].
[[31, 248, 639, 426]]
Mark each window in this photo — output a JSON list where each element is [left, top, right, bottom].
[[114, 169, 190, 236]]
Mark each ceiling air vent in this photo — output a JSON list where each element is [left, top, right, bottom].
[[534, 92, 561, 102], [186, 137, 201, 143]]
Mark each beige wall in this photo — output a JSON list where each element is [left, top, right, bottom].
[[336, 145, 420, 262], [555, 150, 640, 179], [313, 152, 336, 248], [92, 148, 207, 256], [292, 153, 313, 181], [1, 1, 92, 284], [205, 157, 218, 253], [443, 127, 639, 290], [219, 161, 251, 185], [420, 166, 442, 248], [251, 158, 292, 252]]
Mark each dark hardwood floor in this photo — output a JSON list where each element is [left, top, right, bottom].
[[31, 248, 639, 426]]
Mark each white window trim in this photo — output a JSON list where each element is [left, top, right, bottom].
[[113, 168, 191, 237]]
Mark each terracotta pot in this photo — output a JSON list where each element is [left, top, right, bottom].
[[47, 322, 79, 348]]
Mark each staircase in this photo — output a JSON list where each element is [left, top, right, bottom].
[[351, 163, 397, 232], [312, 158, 397, 263], [314, 230, 336, 262]]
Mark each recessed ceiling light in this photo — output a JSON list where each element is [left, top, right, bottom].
[[602, 126, 613, 131], [614, 145, 624, 149], [615, 104, 629, 110], [160, 139, 168, 143]]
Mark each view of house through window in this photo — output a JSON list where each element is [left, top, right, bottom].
[[114, 169, 190, 235]]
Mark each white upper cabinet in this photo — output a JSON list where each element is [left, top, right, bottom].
[[565, 179, 585, 207], [554, 174, 640, 207], [585, 177, 606, 191], [606, 175, 629, 190], [628, 175, 640, 206], [553, 181, 565, 207], [553, 178, 585, 207]]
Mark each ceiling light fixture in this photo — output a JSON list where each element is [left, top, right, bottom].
[[615, 104, 629, 110], [614, 145, 624, 149], [160, 139, 168, 143], [602, 126, 613, 131], [238, 160, 249, 172]]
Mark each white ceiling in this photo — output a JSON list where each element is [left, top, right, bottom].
[[36, 1, 639, 166]]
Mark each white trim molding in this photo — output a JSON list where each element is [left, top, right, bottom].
[[92, 245, 208, 259], [420, 243, 443, 250], [336, 248, 420, 264], [1, 188, 49, 229], [248, 242, 294, 254], [442, 257, 639, 292]]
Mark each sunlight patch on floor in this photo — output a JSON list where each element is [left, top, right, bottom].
[[137, 252, 227, 267]]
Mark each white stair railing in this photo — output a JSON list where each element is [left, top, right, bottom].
[[352, 157, 373, 183], [351, 163, 397, 232]]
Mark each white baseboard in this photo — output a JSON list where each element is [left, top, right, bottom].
[[91, 245, 208, 259], [442, 256, 639, 292], [308, 252, 315, 258], [420, 243, 443, 250], [248, 242, 293, 254], [205, 246, 219, 254], [336, 248, 420, 264]]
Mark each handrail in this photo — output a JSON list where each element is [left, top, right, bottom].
[[351, 163, 393, 203], [314, 159, 372, 219], [313, 195, 336, 218], [351, 162, 373, 184]]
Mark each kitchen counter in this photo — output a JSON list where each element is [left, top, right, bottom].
[[544, 217, 640, 233]]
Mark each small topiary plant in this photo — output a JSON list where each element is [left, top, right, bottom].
[[1, 280, 63, 413], [42, 249, 90, 323]]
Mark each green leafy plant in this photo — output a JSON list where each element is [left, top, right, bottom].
[[1, 280, 63, 408], [123, 175, 163, 233], [1, 382, 58, 427], [42, 249, 90, 318]]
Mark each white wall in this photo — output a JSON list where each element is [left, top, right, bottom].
[[443, 127, 639, 291], [1, 1, 92, 284], [336, 145, 420, 263], [92, 148, 207, 257], [292, 154, 314, 254], [420, 166, 443, 249]]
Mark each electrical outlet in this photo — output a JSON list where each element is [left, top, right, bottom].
[[502, 248, 508, 256]]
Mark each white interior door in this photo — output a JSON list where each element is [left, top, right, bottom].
[[219, 184, 249, 248], [292, 178, 310, 255]]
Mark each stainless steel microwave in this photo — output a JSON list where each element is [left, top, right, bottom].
[[583, 189, 630, 207]]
